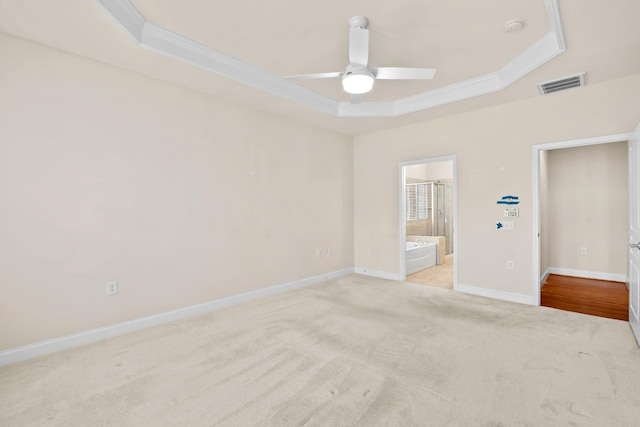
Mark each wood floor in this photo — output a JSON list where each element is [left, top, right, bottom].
[[541, 274, 629, 321]]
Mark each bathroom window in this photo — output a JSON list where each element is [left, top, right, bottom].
[[406, 183, 430, 220]]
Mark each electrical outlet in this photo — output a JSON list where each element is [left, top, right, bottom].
[[106, 280, 118, 296], [316, 250, 322, 258], [580, 247, 588, 255], [506, 260, 514, 270]]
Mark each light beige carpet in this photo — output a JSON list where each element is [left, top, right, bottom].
[[2, 274, 640, 426]]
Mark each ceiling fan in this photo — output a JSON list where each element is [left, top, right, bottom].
[[286, 16, 436, 97]]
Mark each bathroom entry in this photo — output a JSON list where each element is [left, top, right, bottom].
[[400, 157, 457, 289]]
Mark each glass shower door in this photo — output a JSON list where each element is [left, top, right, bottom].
[[434, 183, 454, 255]]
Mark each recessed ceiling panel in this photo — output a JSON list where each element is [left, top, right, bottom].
[[3, 0, 637, 134], [131, 0, 548, 97]]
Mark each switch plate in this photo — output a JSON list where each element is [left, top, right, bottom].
[[580, 247, 588, 255], [504, 208, 519, 218], [506, 260, 514, 270], [106, 281, 118, 296], [503, 221, 514, 230]]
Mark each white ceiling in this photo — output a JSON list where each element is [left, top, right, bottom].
[[1, 0, 639, 135]]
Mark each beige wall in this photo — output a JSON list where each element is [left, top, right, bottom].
[[546, 142, 628, 275], [0, 35, 353, 350], [354, 73, 640, 297], [405, 161, 453, 181], [2, 30, 640, 351]]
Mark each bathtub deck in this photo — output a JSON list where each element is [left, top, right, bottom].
[[540, 274, 628, 321]]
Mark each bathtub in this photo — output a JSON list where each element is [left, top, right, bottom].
[[405, 242, 437, 274]]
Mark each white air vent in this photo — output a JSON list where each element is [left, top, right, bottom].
[[537, 72, 586, 95]]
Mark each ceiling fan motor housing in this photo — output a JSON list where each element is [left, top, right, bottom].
[[349, 16, 369, 29]]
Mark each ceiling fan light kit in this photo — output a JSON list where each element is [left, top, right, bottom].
[[342, 65, 375, 94]]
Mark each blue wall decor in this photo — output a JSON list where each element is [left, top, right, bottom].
[[497, 195, 520, 205]]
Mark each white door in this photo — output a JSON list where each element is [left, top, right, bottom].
[[629, 123, 640, 345]]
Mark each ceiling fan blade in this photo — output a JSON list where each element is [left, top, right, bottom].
[[373, 67, 436, 80], [285, 72, 342, 81], [349, 27, 369, 66]]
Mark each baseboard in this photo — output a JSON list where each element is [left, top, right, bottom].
[[631, 321, 640, 347], [354, 267, 403, 281], [540, 267, 552, 288], [355, 268, 535, 305], [456, 283, 535, 306], [0, 268, 354, 367], [548, 267, 627, 283]]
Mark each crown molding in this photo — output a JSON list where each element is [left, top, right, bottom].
[[395, 73, 501, 116], [338, 101, 395, 117], [140, 23, 338, 115], [545, 0, 567, 50], [92, 0, 145, 42], [92, 0, 566, 118]]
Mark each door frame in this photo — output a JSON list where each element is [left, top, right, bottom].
[[531, 132, 631, 306], [399, 155, 458, 289]]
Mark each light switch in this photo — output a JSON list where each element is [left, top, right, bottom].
[[504, 208, 519, 218]]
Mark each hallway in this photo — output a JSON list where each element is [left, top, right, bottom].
[[541, 274, 629, 321]]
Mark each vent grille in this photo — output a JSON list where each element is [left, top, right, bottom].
[[537, 72, 586, 95]]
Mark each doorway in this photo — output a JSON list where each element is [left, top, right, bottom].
[[399, 156, 457, 289], [532, 133, 632, 306]]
